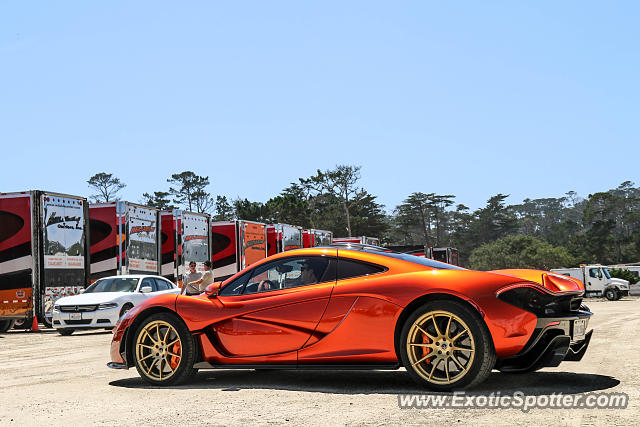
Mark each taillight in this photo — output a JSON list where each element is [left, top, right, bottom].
[[497, 284, 563, 316]]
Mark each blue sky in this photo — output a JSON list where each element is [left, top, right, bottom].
[[1, 1, 638, 212]]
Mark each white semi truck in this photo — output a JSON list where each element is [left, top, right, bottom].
[[551, 265, 629, 301]]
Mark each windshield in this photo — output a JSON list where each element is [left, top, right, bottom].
[[354, 250, 466, 270], [84, 277, 139, 293], [603, 268, 611, 279]]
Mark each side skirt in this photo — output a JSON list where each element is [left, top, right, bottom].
[[192, 362, 401, 370]]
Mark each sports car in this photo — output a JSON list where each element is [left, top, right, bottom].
[[108, 245, 593, 390]]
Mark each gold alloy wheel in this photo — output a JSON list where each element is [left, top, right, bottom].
[[406, 310, 475, 385], [135, 320, 183, 381]]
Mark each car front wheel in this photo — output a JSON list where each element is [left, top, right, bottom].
[[400, 300, 496, 391], [604, 289, 617, 301], [132, 312, 196, 386]]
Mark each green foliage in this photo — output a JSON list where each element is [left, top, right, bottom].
[[87, 172, 125, 202], [142, 191, 175, 210], [212, 196, 234, 221], [609, 268, 639, 285], [167, 171, 214, 213], [469, 235, 575, 271]]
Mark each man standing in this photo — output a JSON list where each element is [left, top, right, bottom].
[[182, 261, 202, 295], [186, 260, 214, 293]]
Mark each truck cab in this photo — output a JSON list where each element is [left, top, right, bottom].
[[551, 265, 629, 300]]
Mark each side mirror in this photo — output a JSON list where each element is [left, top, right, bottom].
[[205, 282, 221, 298], [140, 286, 153, 293]]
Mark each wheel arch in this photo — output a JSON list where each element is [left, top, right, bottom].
[[124, 306, 197, 368], [393, 292, 495, 362]]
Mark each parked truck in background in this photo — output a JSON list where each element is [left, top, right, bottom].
[[0, 191, 90, 330], [551, 265, 629, 300], [266, 224, 303, 256], [88, 202, 160, 281], [160, 210, 211, 284], [302, 229, 333, 248], [212, 221, 267, 281]]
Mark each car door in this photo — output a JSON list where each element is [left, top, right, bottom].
[[215, 253, 336, 357]]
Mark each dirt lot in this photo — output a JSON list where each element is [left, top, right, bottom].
[[1, 298, 638, 426]]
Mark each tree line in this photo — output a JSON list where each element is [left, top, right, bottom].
[[87, 169, 640, 270]]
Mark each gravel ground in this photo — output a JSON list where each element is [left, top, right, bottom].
[[1, 298, 638, 426]]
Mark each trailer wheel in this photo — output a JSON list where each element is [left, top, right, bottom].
[[605, 288, 617, 301], [13, 317, 31, 329], [0, 320, 15, 333]]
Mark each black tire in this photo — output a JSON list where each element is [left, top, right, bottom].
[[13, 317, 31, 329], [132, 312, 196, 386], [399, 300, 496, 391], [605, 289, 617, 301], [614, 290, 623, 301], [119, 303, 134, 318], [58, 328, 75, 336], [0, 319, 15, 333]]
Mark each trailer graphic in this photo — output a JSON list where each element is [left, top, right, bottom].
[[89, 202, 160, 280], [160, 210, 211, 284], [1, 191, 90, 330]]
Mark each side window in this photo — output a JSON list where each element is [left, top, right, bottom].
[[589, 268, 598, 279], [243, 256, 333, 295], [155, 279, 170, 291], [219, 271, 251, 296], [141, 278, 157, 292], [337, 259, 386, 280]]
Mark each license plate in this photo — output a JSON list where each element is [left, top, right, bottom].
[[573, 319, 586, 341], [70, 312, 82, 321]]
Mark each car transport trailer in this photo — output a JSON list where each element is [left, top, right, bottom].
[[160, 210, 211, 284], [266, 224, 303, 256], [211, 220, 267, 281], [89, 202, 160, 280], [302, 229, 333, 248], [0, 191, 90, 330], [333, 236, 380, 246]]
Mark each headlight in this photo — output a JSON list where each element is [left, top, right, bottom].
[[98, 303, 119, 309], [53, 305, 60, 311]]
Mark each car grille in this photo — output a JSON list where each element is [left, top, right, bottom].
[[59, 305, 98, 312], [64, 319, 92, 325]]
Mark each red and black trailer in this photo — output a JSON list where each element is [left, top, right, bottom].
[[211, 221, 267, 281], [89, 202, 160, 281], [0, 191, 90, 330], [266, 224, 303, 256], [302, 229, 333, 248], [160, 210, 211, 285]]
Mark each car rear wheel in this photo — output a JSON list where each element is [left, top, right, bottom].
[[58, 328, 74, 336], [400, 300, 496, 391], [133, 313, 196, 386]]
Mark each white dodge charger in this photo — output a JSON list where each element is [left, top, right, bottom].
[[52, 275, 180, 335]]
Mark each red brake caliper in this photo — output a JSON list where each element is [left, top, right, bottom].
[[169, 342, 181, 369], [422, 331, 432, 364]]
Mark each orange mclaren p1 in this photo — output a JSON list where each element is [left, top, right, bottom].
[[108, 245, 593, 391]]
